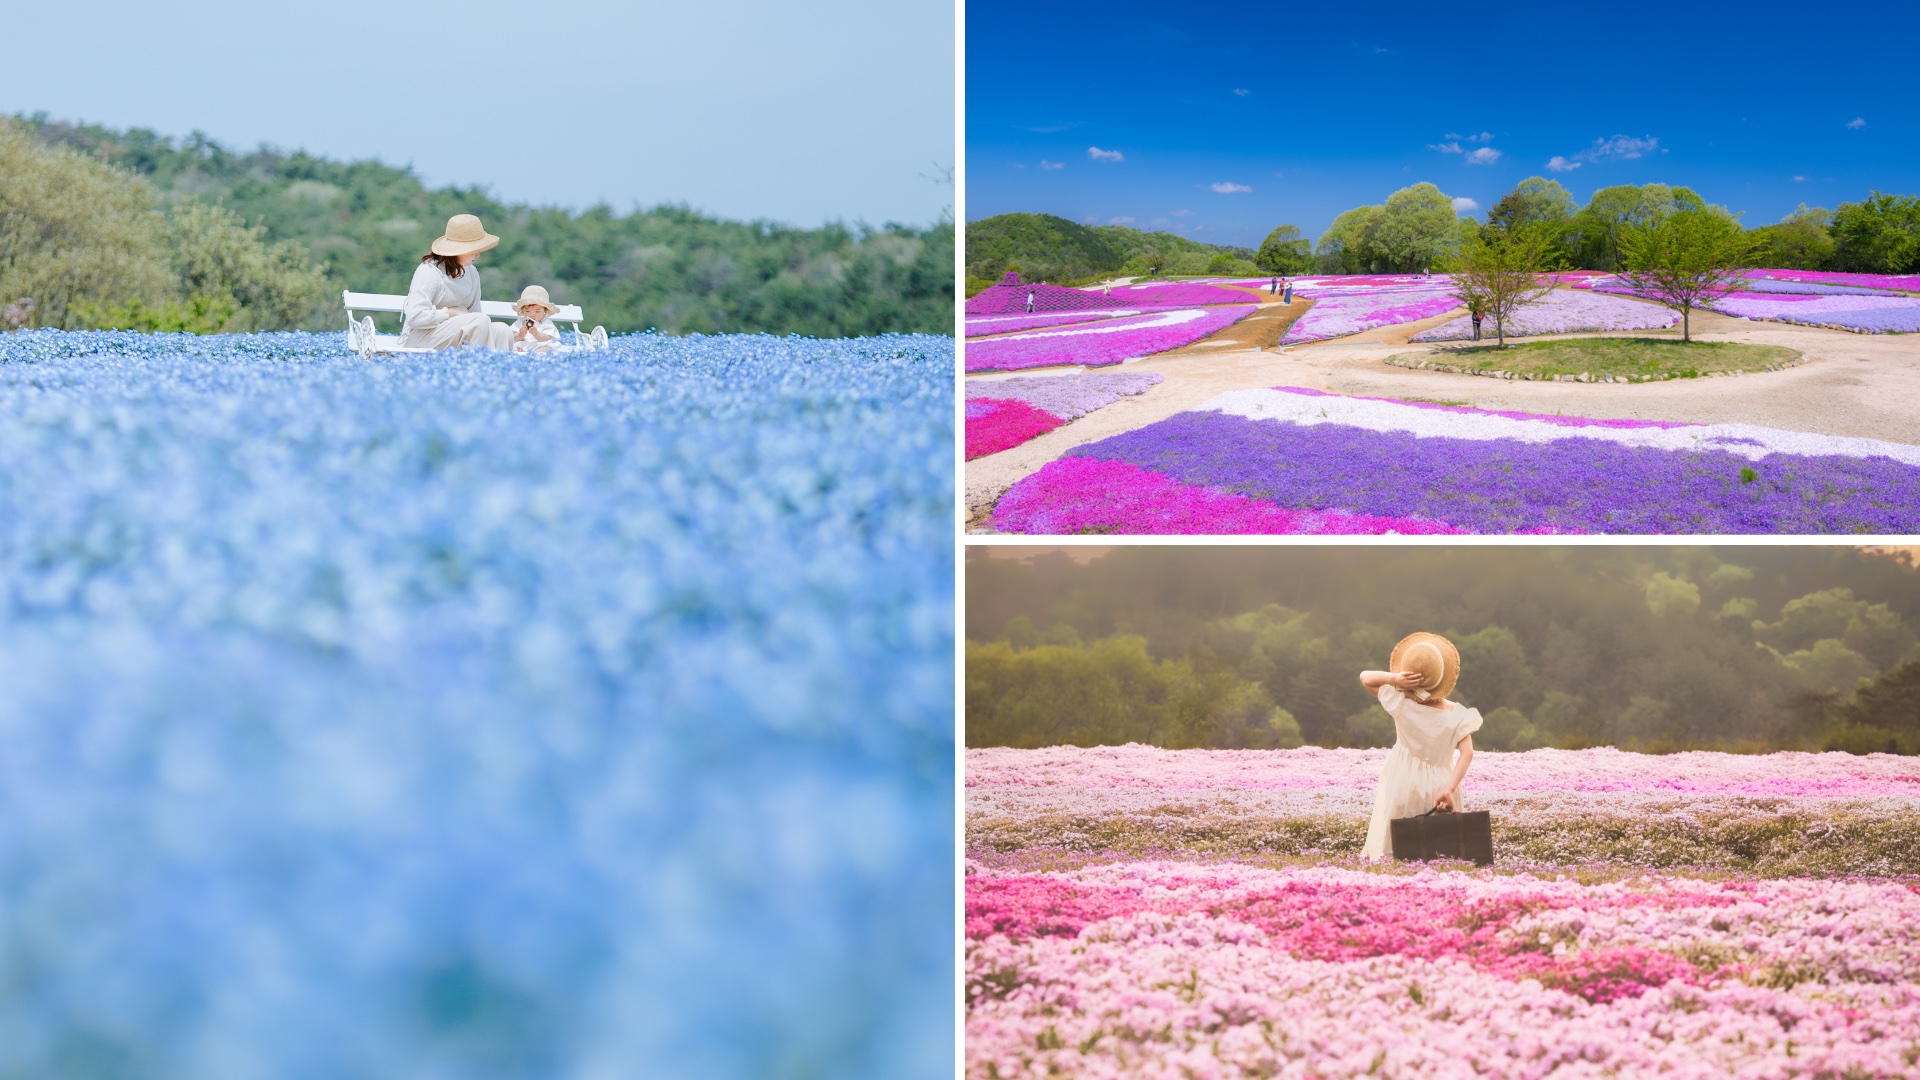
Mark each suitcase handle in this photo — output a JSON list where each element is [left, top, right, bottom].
[[1422, 805, 1454, 816]]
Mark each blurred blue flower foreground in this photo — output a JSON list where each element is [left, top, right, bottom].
[[0, 330, 954, 1079]]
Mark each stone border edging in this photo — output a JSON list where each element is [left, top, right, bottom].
[[1382, 353, 1809, 383]]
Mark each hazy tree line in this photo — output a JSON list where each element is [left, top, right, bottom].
[[3, 114, 953, 336], [966, 546, 1920, 755]]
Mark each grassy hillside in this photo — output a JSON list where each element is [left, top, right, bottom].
[[965, 212, 1255, 292], [16, 114, 952, 337]]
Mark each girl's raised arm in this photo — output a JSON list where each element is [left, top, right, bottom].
[[1360, 670, 1423, 692]]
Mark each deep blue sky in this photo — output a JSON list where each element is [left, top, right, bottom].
[[965, 1, 1920, 248], [1, 0, 953, 227]]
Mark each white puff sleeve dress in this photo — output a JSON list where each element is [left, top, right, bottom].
[[1360, 685, 1483, 861]]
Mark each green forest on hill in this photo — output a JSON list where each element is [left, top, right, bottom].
[[2, 113, 952, 336], [966, 546, 1920, 756], [965, 212, 1257, 293]]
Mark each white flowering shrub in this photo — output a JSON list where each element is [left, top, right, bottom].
[[0, 330, 954, 1078]]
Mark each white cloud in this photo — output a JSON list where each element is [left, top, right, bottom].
[[1108, 216, 1136, 225], [1468, 131, 1494, 143], [1088, 146, 1124, 163], [1429, 141, 1464, 154], [1038, 160, 1064, 170], [1451, 197, 1479, 212], [1233, 88, 1251, 96], [1548, 134, 1658, 171], [1847, 117, 1866, 129], [1012, 162, 1026, 169], [1171, 209, 1193, 217], [1793, 175, 1807, 182], [1588, 135, 1658, 161], [1465, 147, 1501, 165], [1208, 182, 1252, 193]]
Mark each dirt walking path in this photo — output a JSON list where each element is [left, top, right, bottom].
[[964, 309, 1920, 529]]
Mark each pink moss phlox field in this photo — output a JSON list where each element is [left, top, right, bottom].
[[965, 371, 1165, 421], [987, 456, 1465, 535], [964, 398, 1063, 459], [964, 311, 1142, 337], [1412, 290, 1677, 341], [965, 273, 1135, 315], [1281, 290, 1461, 343], [966, 863, 1920, 1078], [963, 306, 1255, 373], [1102, 281, 1263, 307], [964, 744, 1920, 799], [1748, 269, 1920, 294]]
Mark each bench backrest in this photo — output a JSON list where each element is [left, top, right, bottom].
[[343, 290, 586, 323]]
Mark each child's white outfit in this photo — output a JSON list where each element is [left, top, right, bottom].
[[511, 314, 561, 354], [1360, 685, 1483, 861]]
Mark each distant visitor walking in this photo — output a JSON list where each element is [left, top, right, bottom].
[[1282, 279, 1293, 303], [402, 214, 513, 351], [1470, 306, 1484, 341], [1025, 290, 1036, 313], [1270, 276, 1278, 295]]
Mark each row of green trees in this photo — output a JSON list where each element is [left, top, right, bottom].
[[4, 114, 954, 336], [1282, 178, 1919, 278], [965, 546, 1920, 755]]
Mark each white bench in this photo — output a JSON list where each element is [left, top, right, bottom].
[[343, 291, 609, 357]]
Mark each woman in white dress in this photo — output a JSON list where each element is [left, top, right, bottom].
[[401, 214, 513, 350], [1357, 632, 1482, 861]]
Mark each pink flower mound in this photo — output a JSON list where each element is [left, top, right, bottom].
[[1281, 289, 1461, 343], [964, 310, 1137, 337], [1104, 281, 1263, 306], [964, 271, 1134, 315], [963, 305, 1255, 373], [988, 457, 1465, 535], [1271, 386, 1686, 429], [965, 397, 1063, 459]]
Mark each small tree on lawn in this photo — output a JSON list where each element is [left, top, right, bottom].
[[1448, 222, 1559, 347], [1617, 207, 1764, 342]]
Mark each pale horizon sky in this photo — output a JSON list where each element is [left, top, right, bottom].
[[1, 0, 955, 228]]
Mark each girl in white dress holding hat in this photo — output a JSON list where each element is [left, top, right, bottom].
[[401, 214, 513, 351], [1358, 632, 1482, 861]]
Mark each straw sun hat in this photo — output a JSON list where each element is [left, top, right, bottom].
[[510, 285, 558, 316], [430, 214, 500, 257], [1390, 632, 1460, 704]]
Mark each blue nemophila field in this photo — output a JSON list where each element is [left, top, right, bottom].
[[0, 330, 954, 1078]]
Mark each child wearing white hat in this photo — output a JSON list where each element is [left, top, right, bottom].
[[509, 286, 563, 354]]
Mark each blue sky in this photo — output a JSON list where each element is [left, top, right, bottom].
[[964, 1, 1920, 248], [0, 0, 954, 227]]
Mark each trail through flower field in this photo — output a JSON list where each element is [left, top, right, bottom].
[[966, 745, 1920, 1078]]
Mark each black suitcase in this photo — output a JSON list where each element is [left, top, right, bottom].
[[1390, 807, 1493, 866]]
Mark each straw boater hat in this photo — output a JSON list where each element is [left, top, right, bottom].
[[430, 214, 500, 257], [511, 285, 557, 316], [1390, 632, 1460, 704]]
